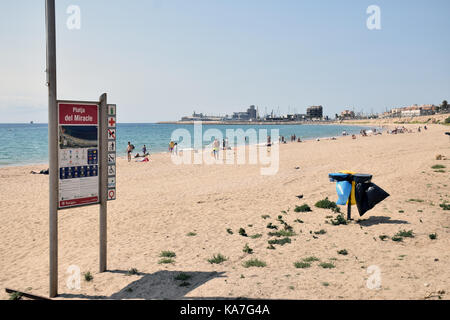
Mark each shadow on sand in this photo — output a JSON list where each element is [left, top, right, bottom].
[[356, 216, 409, 227], [59, 270, 227, 300]]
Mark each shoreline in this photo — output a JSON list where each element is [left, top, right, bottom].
[[0, 123, 382, 169]]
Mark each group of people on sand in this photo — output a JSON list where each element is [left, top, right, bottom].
[[386, 125, 427, 135], [168, 141, 178, 155], [127, 142, 150, 163]]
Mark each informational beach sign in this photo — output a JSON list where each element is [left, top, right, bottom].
[[58, 102, 100, 209], [107, 104, 117, 201]]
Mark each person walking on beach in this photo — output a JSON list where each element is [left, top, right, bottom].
[[142, 145, 147, 155], [213, 139, 220, 160], [127, 142, 133, 162]]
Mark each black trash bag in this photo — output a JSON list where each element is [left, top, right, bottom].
[[355, 182, 390, 216]]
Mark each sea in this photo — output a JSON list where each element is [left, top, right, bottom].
[[0, 123, 376, 167]]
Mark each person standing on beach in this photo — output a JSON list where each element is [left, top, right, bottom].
[[142, 145, 147, 155], [127, 142, 133, 162], [213, 139, 220, 159], [169, 141, 175, 154]]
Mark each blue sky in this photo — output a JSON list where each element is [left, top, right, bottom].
[[1, 0, 449, 123]]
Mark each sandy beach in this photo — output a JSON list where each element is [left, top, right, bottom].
[[0, 123, 449, 300]]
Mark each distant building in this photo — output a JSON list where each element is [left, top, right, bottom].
[[247, 105, 257, 120], [382, 104, 438, 118], [340, 110, 355, 119], [307, 106, 323, 120]]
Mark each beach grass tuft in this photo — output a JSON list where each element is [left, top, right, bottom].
[[174, 273, 191, 281], [379, 235, 389, 241], [268, 230, 296, 237], [208, 254, 228, 264], [158, 258, 175, 264], [160, 251, 176, 258], [239, 228, 248, 237], [250, 233, 263, 239], [429, 233, 437, 240], [319, 262, 335, 269], [243, 258, 266, 268], [330, 214, 348, 226], [268, 237, 291, 246], [294, 204, 312, 213], [440, 203, 450, 210], [395, 230, 414, 238], [243, 244, 253, 254], [303, 256, 320, 263], [314, 229, 327, 235], [84, 271, 93, 282], [431, 164, 446, 169], [337, 249, 348, 255], [315, 198, 338, 210], [226, 228, 234, 235], [9, 291, 23, 300], [266, 223, 278, 230], [294, 261, 311, 269], [187, 232, 197, 236]]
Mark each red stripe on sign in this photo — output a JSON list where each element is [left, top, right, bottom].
[[59, 196, 99, 208], [59, 104, 98, 125]]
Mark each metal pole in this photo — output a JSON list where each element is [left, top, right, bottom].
[[45, 0, 58, 298], [347, 197, 352, 220], [99, 93, 108, 272]]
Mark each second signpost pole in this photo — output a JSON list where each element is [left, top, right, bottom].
[[99, 93, 108, 273]]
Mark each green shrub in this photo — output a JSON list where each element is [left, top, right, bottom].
[[207, 254, 228, 264], [160, 251, 176, 258], [243, 244, 253, 254], [239, 228, 248, 237], [319, 262, 335, 269], [315, 198, 338, 210], [268, 230, 296, 237], [330, 214, 348, 226], [174, 273, 191, 281], [84, 271, 93, 282], [158, 258, 175, 264], [294, 261, 311, 269], [294, 204, 312, 212], [395, 230, 414, 238], [303, 256, 320, 262], [268, 238, 291, 246], [243, 259, 266, 268]]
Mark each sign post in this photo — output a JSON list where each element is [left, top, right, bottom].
[[99, 94, 108, 272], [45, 0, 58, 299], [45, 1, 117, 298]]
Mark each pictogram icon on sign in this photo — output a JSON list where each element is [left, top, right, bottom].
[[108, 189, 116, 201], [108, 105, 116, 116], [108, 177, 116, 188], [108, 129, 116, 140], [108, 117, 116, 128], [108, 165, 116, 176], [108, 153, 116, 165], [108, 141, 116, 152]]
